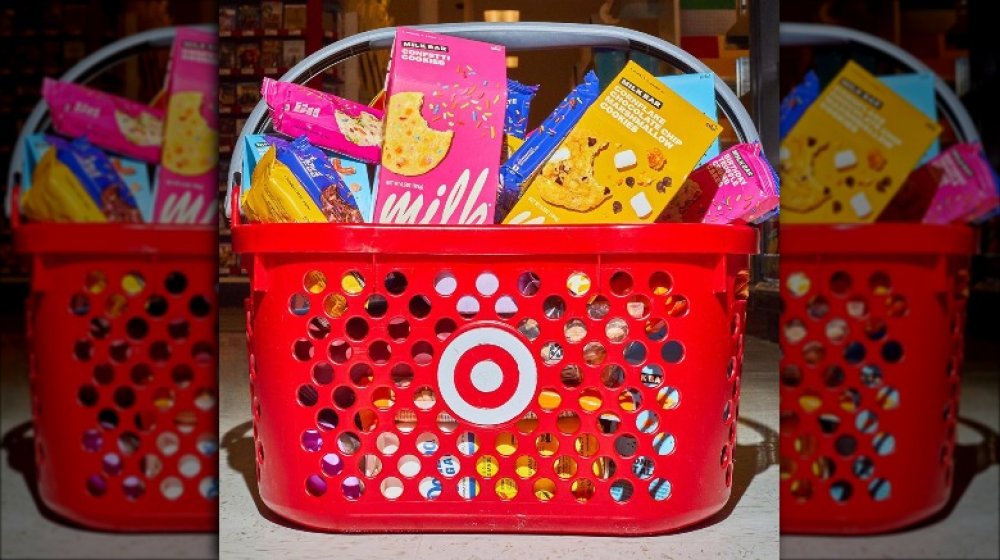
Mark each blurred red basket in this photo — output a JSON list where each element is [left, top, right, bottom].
[[779, 224, 973, 534], [4, 26, 218, 532]]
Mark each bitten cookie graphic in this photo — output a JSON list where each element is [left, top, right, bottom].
[[382, 92, 454, 176], [779, 136, 830, 213], [114, 111, 162, 147], [335, 110, 382, 147], [162, 92, 217, 176], [537, 129, 610, 212]]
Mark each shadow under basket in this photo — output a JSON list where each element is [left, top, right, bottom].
[[13, 222, 219, 532], [233, 221, 757, 534], [779, 224, 974, 535]]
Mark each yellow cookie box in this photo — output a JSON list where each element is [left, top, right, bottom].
[[504, 61, 721, 224], [780, 61, 941, 223]]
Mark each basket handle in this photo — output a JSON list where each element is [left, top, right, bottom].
[[778, 23, 980, 145], [3, 25, 216, 220], [226, 22, 762, 219]]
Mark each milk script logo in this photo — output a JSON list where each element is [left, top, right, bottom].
[[379, 167, 490, 225]]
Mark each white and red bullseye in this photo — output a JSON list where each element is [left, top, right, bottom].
[[437, 326, 537, 426]]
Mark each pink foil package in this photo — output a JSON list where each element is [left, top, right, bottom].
[[151, 27, 219, 224], [659, 143, 779, 224], [262, 78, 384, 164], [918, 143, 999, 224], [374, 28, 507, 224], [43, 78, 164, 164]]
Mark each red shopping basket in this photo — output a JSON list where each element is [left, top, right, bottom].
[[779, 224, 974, 534], [4, 26, 218, 532], [228, 21, 765, 535]]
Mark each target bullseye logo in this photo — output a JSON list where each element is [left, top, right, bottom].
[[437, 325, 537, 426]]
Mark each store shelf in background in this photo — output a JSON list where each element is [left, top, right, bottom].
[[219, 28, 305, 39]]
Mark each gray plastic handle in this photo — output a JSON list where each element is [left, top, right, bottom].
[[226, 22, 761, 218], [4, 25, 216, 218], [779, 23, 980, 145]]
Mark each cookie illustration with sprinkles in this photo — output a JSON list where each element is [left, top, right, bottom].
[[382, 91, 454, 176]]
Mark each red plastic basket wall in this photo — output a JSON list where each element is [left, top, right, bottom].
[[233, 222, 756, 534], [779, 224, 973, 535], [13, 222, 219, 532]]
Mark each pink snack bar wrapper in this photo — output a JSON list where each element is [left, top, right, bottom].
[[659, 143, 779, 224], [262, 78, 384, 164], [374, 28, 506, 224], [151, 27, 219, 224], [43, 78, 164, 164], [920, 143, 999, 224]]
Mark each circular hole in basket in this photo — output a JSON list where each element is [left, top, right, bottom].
[[793, 434, 816, 457], [121, 272, 145, 297], [882, 341, 904, 363], [781, 365, 802, 387], [609, 271, 634, 296], [117, 432, 140, 456], [174, 410, 197, 434], [417, 432, 440, 456], [605, 318, 628, 343], [817, 413, 840, 435], [70, 293, 91, 316], [122, 317, 148, 341], [372, 387, 396, 411], [575, 434, 600, 458], [563, 319, 588, 344], [543, 295, 566, 320], [376, 432, 400, 455], [106, 294, 128, 318], [160, 477, 183, 501], [583, 341, 607, 367], [333, 386, 357, 409], [341, 271, 365, 295], [301, 429, 323, 452], [865, 317, 888, 341], [838, 387, 861, 413], [843, 341, 865, 365], [494, 478, 518, 501], [292, 338, 314, 361], [553, 455, 577, 479], [876, 386, 900, 410], [587, 295, 611, 320], [807, 295, 829, 320], [845, 296, 868, 319], [297, 384, 319, 407], [783, 319, 807, 345], [167, 318, 190, 341], [113, 386, 136, 409], [495, 295, 518, 319], [154, 432, 179, 457], [122, 475, 145, 500], [394, 409, 417, 434], [517, 272, 541, 296], [516, 318, 540, 341], [305, 474, 327, 497], [434, 271, 457, 297], [74, 339, 94, 361], [537, 388, 562, 411], [601, 364, 625, 389], [98, 408, 119, 430], [84, 270, 107, 293], [363, 294, 386, 318], [411, 341, 434, 366], [834, 434, 857, 457], [578, 388, 603, 412], [649, 271, 673, 296], [868, 478, 891, 501], [359, 454, 383, 478], [345, 317, 370, 341], [102, 452, 122, 476], [555, 411, 580, 435], [624, 341, 647, 366], [610, 479, 634, 503], [476, 272, 500, 297], [436, 454, 461, 478], [417, 477, 442, 500], [637, 410, 659, 433], [869, 271, 892, 295], [384, 271, 408, 295], [664, 294, 690, 318], [435, 318, 458, 340], [825, 319, 848, 344], [391, 363, 414, 388], [801, 341, 825, 367], [409, 295, 433, 319], [94, 363, 115, 385], [457, 432, 479, 456], [515, 412, 539, 434], [829, 271, 852, 297], [653, 432, 676, 456], [308, 363, 331, 386], [495, 432, 517, 457], [540, 342, 564, 366], [571, 479, 596, 502], [289, 293, 311, 316], [324, 293, 348, 318], [560, 364, 583, 388], [475, 455, 499, 479], [82, 429, 102, 452], [178, 454, 202, 479], [646, 318, 669, 343], [785, 272, 812, 298], [317, 408, 339, 431], [633, 456, 656, 480], [593, 456, 616, 480], [829, 480, 853, 502], [78, 385, 99, 407], [133, 410, 157, 434], [413, 386, 436, 411], [532, 478, 557, 502], [662, 340, 686, 364], [627, 295, 652, 320], [817, 365, 844, 389], [188, 295, 211, 318], [398, 454, 421, 478], [566, 272, 591, 297], [165, 271, 188, 295], [328, 339, 352, 364], [855, 410, 879, 434], [873, 432, 896, 456], [597, 412, 621, 435], [308, 317, 331, 340], [149, 340, 172, 363], [514, 455, 537, 479], [860, 364, 883, 388], [381, 477, 404, 500], [886, 294, 908, 317], [852, 456, 875, 480], [89, 317, 111, 339]]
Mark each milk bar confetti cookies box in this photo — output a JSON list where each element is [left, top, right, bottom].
[[504, 61, 721, 224], [152, 27, 219, 224], [780, 61, 941, 223], [374, 28, 506, 224]]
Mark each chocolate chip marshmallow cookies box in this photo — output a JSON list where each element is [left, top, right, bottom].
[[152, 27, 219, 224], [780, 61, 941, 223], [504, 61, 721, 224], [374, 28, 506, 224]]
